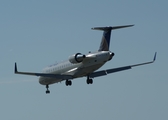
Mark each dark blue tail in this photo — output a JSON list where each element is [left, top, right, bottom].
[[91, 25, 134, 51], [99, 29, 112, 51]]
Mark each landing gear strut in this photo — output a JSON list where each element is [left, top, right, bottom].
[[86, 76, 93, 84], [46, 85, 50, 94], [65, 80, 72, 86]]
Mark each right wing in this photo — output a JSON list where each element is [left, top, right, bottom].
[[14, 63, 73, 80], [90, 52, 157, 78]]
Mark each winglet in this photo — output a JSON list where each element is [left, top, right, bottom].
[[153, 52, 157, 62], [15, 62, 18, 73]]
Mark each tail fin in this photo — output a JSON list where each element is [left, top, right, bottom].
[[92, 25, 134, 51]]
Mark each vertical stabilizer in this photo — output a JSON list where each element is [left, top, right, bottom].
[[91, 25, 134, 51], [99, 29, 112, 51]]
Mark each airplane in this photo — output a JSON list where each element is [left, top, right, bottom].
[[14, 25, 156, 94]]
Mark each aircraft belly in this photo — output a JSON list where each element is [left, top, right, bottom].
[[73, 63, 104, 77], [39, 77, 62, 85], [39, 57, 106, 85]]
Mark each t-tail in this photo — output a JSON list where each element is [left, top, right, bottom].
[[92, 25, 134, 51]]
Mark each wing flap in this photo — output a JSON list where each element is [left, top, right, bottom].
[[89, 70, 107, 78], [90, 66, 131, 78]]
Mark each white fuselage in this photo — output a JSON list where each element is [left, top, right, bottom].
[[39, 51, 112, 85]]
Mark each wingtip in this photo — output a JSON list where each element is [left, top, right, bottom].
[[153, 52, 157, 62], [14, 62, 18, 73]]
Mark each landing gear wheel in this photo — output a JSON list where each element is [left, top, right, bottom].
[[65, 80, 68, 86], [46, 85, 50, 94], [87, 78, 93, 84], [46, 90, 50, 94], [68, 80, 72, 86], [65, 80, 72, 86], [90, 79, 93, 84]]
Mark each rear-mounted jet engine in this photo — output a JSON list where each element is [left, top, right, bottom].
[[69, 53, 86, 63]]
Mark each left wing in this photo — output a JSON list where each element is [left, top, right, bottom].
[[90, 52, 157, 78], [14, 63, 73, 79]]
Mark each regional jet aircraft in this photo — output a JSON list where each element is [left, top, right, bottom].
[[15, 25, 156, 94]]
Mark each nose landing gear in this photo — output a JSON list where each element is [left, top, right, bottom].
[[46, 85, 50, 94]]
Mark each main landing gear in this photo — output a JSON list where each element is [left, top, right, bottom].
[[46, 85, 50, 94], [65, 80, 72, 86], [86, 76, 93, 84]]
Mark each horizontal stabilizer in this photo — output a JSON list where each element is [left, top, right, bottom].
[[92, 25, 134, 31]]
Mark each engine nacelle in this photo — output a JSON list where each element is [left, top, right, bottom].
[[108, 52, 115, 61], [69, 53, 86, 64]]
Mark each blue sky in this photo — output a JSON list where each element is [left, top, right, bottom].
[[0, 0, 167, 120]]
